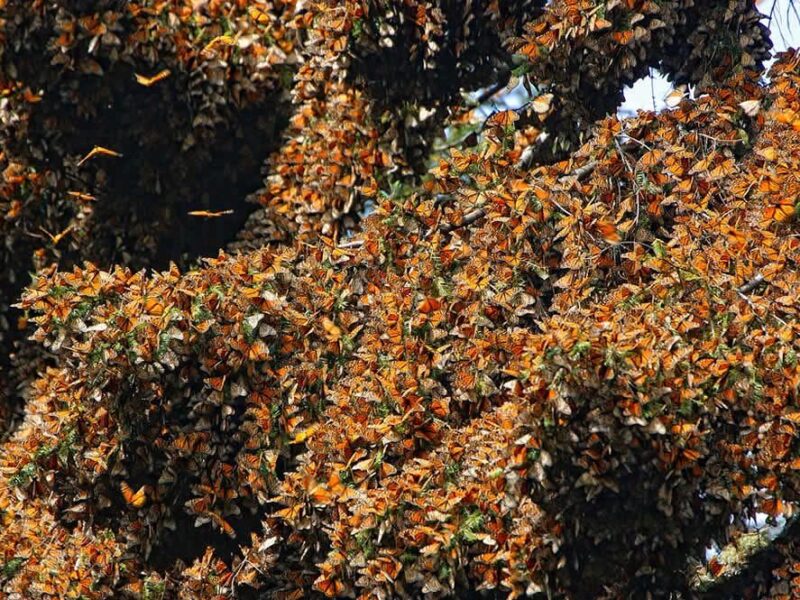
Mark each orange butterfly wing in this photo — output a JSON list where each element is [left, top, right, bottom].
[[121, 482, 147, 508]]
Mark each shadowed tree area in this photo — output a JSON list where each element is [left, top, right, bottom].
[[2, 1, 800, 598]]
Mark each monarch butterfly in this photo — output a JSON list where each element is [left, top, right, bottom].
[[245, 339, 270, 362], [40, 224, 74, 246], [22, 87, 42, 103], [517, 41, 541, 59], [639, 149, 664, 169], [143, 297, 165, 316], [708, 557, 724, 577], [274, 503, 303, 522], [760, 497, 784, 517], [486, 110, 519, 129], [708, 159, 735, 180], [291, 423, 320, 444], [418, 297, 442, 314], [206, 376, 226, 391], [77, 146, 122, 167], [120, 482, 147, 508], [591, 17, 612, 31], [201, 34, 238, 56], [248, 6, 271, 25], [321, 317, 342, 342], [188, 209, 234, 218], [756, 146, 778, 161], [612, 29, 635, 45], [762, 199, 796, 226], [67, 190, 97, 202], [531, 93, 554, 115], [316, 576, 346, 598], [535, 29, 557, 47], [595, 219, 621, 244], [664, 88, 687, 109], [134, 69, 171, 87], [208, 511, 235, 537], [449, 148, 475, 172], [310, 483, 334, 505], [739, 99, 761, 117]]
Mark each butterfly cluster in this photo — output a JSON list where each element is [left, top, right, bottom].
[[0, 0, 306, 431], [509, 0, 771, 162], [2, 1, 800, 599]]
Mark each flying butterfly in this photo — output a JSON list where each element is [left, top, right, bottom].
[[291, 423, 322, 445], [67, 190, 97, 202], [188, 209, 234, 218], [201, 34, 239, 56], [248, 6, 272, 25], [120, 482, 148, 508], [77, 146, 123, 167], [531, 93, 554, 116], [739, 99, 762, 117], [208, 511, 235, 537], [135, 69, 171, 87], [321, 317, 342, 342], [664, 87, 688, 109], [40, 224, 74, 246], [594, 219, 622, 245]]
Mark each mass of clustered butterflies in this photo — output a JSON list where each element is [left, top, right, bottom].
[[1, 0, 800, 598]]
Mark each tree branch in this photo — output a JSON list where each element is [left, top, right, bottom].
[[440, 208, 487, 234], [738, 273, 766, 295]]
